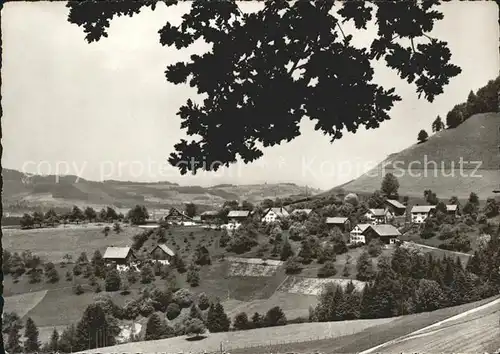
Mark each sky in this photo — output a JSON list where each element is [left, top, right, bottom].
[[2, 1, 499, 190]]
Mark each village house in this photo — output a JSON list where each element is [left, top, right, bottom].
[[150, 244, 175, 265], [446, 204, 460, 217], [410, 205, 436, 224], [164, 207, 192, 223], [364, 208, 393, 224], [227, 210, 251, 224], [361, 224, 401, 245], [103, 246, 136, 265], [349, 223, 371, 244], [325, 217, 351, 232], [261, 207, 289, 223], [200, 210, 220, 224], [384, 199, 407, 216]]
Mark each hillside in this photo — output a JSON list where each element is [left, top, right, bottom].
[[2, 168, 321, 215], [337, 112, 500, 199]]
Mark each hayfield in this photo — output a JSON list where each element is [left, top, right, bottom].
[[224, 291, 319, 320], [4, 290, 48, 318], [74, 316, 396, 354], [3, 223, 143, 263]]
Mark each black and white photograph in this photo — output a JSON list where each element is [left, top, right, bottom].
[[1, 1, 500, 353]]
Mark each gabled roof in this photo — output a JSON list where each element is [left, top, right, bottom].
[[291, 209, 313, 215], [326, 217, 349, 224], [201, 210, 219, 216], [385, 199, 406, 209], [228, 210, 251, 218], [166, 207, 192, 219], [103, 247, 132, 259], [352, 224, 371, 232], [446, 204, 459, 211], [411, 205, 436, 213], [367, 208, 387, 217], [263, 207, 289, 218], [364, 224, 401, 237], [153, 244, 175, 257]]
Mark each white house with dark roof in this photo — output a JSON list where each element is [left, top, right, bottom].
[[410, 205, 436, 224], [364, 208, 393, 224], [103, 246, 136, 265], [326, 217, 351, 232], [349, 223, 371, 244], [261, 207, 289, 223]]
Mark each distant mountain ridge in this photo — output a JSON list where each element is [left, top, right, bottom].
[[332, 112, 500, 200], [2, 168, 322, 214]]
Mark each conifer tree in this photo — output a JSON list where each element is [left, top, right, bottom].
[[280, 240, 293, 261], [105, 269, 121, 291], [189, 303, 203, 321], [144, 313, 165, 341], [48, 328, 60, 353], [251, 312, 263, 329], [23, 317, 41, 353], [6, 326, 22, 354], [74, 303, 120, 351], [356, 251, 375, 281], [206, 302, 230, 333]]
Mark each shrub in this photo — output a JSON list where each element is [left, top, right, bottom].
[[367, 240, 383, 257], [73, 284, 84, 295], [166, 303, 181, 320], [264, 306, 287, 327], [173, 288, 194, 308], [105, 269, 121, 292], [317, 261, 337, 278], [233, 312, 250, 331]]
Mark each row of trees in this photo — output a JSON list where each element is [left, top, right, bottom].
[[20, 206, 124, 229], [417, 76, 500, 144], [312, 242, 499, 323]]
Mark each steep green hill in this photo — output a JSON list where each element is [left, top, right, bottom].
[[339, 112, 500, 199]]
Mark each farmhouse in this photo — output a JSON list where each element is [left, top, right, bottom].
[[362, 224, 401, 245], [227, 210, 251, 224], [446, 204, 460, 217], [150, 244, 175, 264], [261, 207, 289, 223], [349, 223, 371, 244], [200, 210, 219, 223], [164, 207, 192, 223], [364, 208, 393, 224], [384, 199, 407, 216], [411, 205, 436, 224], [326, 217, 351, 232], [103, 246, 136, 265]]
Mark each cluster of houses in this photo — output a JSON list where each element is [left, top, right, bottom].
[[102, 243, 176, 268], [104, 199, 461, 266]]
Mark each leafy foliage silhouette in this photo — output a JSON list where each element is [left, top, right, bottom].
[[67, 0, 461, 174]]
